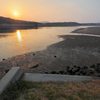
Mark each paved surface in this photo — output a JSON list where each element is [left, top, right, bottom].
[[22, 73, 94, 82]]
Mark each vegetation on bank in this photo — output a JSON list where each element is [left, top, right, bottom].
[[0, 80, 100, 100]]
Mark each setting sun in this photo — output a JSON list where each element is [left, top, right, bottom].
[[14, 12, 18, 16]]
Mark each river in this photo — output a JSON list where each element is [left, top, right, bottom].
[[0, 26, 100, 61]]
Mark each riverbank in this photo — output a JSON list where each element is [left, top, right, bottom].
[[0, 27, 100, 80], [72, 27, 100, 35]]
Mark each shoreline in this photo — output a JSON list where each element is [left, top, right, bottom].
[[0, 27, 100, 79], [72, 27, 100, 35]]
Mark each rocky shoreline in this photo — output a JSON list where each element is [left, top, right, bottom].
[[44, 63, 100, 77]]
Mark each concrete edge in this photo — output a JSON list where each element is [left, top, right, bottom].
[[0, 68, 100, 95], [0, 67, 23, 94], [22, 73, 100, 82]]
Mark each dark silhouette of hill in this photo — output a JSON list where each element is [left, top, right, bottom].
[[43, 22, 100, 27], [0, 16, 37, 24], [0, 16, 100, 27], [44, 22, 81, 26]]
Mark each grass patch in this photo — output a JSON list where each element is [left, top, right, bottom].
[[0, 80, 100, 100]]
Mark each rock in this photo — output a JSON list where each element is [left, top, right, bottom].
[[89, 70, 94, 74], [72, 68, 77, 73], [90, 64, 95, 68], [66, 66, 70, 69], [97, 69, 100, 73], [83, 66, 88, 69], [96, 65, 100, 69], [67, 72, 70, 75], [82, 71, 86, 75], [97, 75, 100, 77], [51, 71, 56, 74], [59, 71, 64, 74], [71, 67, 74, 70], [76, 72, 81, 75], [3, 59, 5, 61], [97, 63, 100, 66], [86, 72, 91, 76], [95, 67, 99, 72], [68, 70, 72, 74], [44, 71, 48, 74], [66, 66, 70, 72], [76, 67, 80, 72], [64, 72, 67, 74], [79, 70, 83, 74], [76, 66, 81, 69], [71, 69, 77, 75], [4, 69, 9, 73], [54, 55, 57, 58], [67, 68, 72, 72], [67, 68, 76, 75], [74, 65, 77, 68], [30, 64, 39, 69], [56, 72, 59, 74], [85, 70, 93, 76]]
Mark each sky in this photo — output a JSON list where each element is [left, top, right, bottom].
[[0, 0, 100, 23]]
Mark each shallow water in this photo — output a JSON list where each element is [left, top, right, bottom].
[[0, 26, 100, 61]]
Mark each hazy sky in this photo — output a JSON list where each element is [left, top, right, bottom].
[[0, 0, 100, 23]]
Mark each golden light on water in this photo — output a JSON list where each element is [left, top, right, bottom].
[[17, 30, 22, 42]]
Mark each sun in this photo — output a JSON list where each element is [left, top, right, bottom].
[[14, 12, 18, 16]]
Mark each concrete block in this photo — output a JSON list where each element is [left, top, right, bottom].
[[0, 67, 23, 94]]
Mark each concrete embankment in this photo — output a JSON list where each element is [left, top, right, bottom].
[[0, 67, 23, 94], [0, 67, 100, 95]]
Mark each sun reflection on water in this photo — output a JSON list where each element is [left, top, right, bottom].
[[17, 30, 22, 42]]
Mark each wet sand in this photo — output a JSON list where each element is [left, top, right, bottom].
[[0, 27, 100, 79]]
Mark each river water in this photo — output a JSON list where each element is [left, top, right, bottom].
[[0, 26, 100, 61]]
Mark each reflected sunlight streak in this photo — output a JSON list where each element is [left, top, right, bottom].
[[17, 30, 22, 42]]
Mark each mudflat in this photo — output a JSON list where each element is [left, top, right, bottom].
[[0, 27, 100, 79]]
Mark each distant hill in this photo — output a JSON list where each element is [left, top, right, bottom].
[[1, 16, 100, 27], [40, 21, 50, 23], [81, 23, 100, 26], [43, 22, 81, 26], [0, 16, 37, 24]]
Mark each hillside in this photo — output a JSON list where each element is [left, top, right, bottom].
[[43, 22, 81, 26], [0, 16, 37, 24], [0, 16, 100, 27]]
